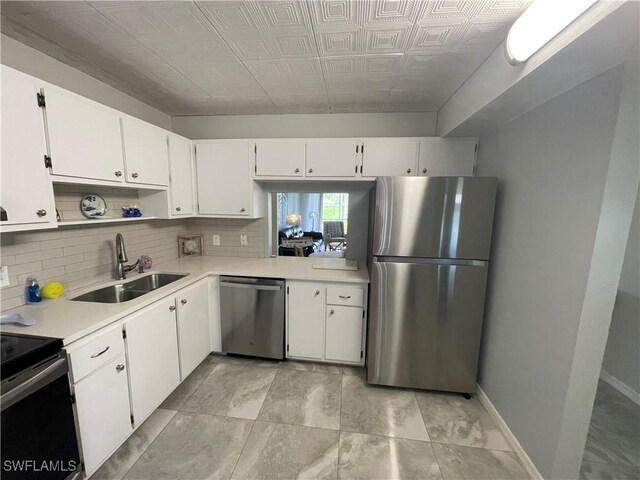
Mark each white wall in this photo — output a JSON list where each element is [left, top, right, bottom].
[[0, 34, 171, 129], [171, 112, 437, 139], [476, 65, 638, 479], [601, 187, 640, 395]]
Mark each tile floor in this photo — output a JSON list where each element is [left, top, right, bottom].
[[579, 380, 640, 480], [92, 355, 532, 480]]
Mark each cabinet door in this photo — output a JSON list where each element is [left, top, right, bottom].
[[361, 138, 419, 177], [0, 66, 56, 228], [169, 135, 194, 216], [305, 139, 361, 177], [122, 117, 170, 186], [287, 282, 325, 360], [74, 354, 132, 477], [44, 86, 124, 183], [209, 276, 222, 352], [255, 139, 305, 177], [195, 141, 251, 216], [418, 138, 477, 176], [325, 306, 364, 364], [176, 279, 212, 379], [124, 297, 180, 424]]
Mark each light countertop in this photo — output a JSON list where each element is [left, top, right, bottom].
[[0, 256, 369, 345]]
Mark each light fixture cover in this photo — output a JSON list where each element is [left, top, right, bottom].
[[505, 0, 598, 64], [286, 214, 301, 225]]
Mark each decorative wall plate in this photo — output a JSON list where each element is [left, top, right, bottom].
[[178, 234, 204, 258], [80, 194, 107, 219]]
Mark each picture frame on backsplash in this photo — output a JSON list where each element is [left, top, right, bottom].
[[178, 234, 204, 258]]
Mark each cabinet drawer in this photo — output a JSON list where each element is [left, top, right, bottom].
[[68, 325, 123, 383], [326, 286, 364, 307]]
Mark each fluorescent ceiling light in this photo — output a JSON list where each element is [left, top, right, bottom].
[[506, 0, 598, 64]]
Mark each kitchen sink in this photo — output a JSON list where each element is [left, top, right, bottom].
[[71, 273, 188, 304]]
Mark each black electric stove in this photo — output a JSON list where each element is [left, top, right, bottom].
[[1, 332, 63, 381]]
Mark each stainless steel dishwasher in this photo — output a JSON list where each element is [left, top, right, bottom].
[[219, 276, 285, 360]]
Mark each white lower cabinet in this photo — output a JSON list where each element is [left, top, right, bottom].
[[325, 306, 364, 364], [287, 281, 367, 365], [124, 297, 181, 426], [287, 282, 325, 360], [73, 354, 132, 477], [176, 279, 212, 380]]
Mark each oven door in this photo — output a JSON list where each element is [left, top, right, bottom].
[[1, 354, 81, 480]]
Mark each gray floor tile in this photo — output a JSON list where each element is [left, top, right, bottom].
[[258, 368, 342, 430], [580, 460, 640, 480], [340, 374, 429, 441], [210, 353, 282, 369], [341, 366, 366, 377], [231, 421, 339, 480], [124, 412, 252, 480], [415, 391, 511, 451], [583, 427, 640, 468], [281, 360, 343, 374], [338, 432, 442, 480], [181, 363, 277, 419], [160, 359, 217, 411], [433, 443, 530, 480], [91, 409, 176, 480]]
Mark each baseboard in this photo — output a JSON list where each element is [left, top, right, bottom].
[[476, 385, 544, 480], [600, 369, 640, 405]]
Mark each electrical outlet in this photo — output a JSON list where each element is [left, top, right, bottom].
[[240, 234, 248, 246], [0, 266, 9, 287], [212, 234, 221, 246]]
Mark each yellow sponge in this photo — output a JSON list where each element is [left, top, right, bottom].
[[41, 282, 64, 299]]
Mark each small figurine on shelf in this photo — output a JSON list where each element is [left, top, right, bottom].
[[140, 255, 153, 271], [122, 202, 142, 218]]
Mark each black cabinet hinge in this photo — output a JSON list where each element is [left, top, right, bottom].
[[255, 144, 257, 154], [360, 350, 363, 359], [355, 165, 357, 173], [36, 92, 45, 108], [122, 329, 127, 339], [286, 344, 289, 352], [70, 393, 76, 404], [130, 414, 134, 425], [286, 286, 289, 294], [356, 145, 359, 154], [359, 165, 363, 174], [44, 155, 52, 169], [362, 310, 365, 318]]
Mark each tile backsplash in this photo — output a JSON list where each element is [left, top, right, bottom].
[[1, 217, 265, 311]]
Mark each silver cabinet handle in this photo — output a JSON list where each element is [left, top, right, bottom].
[[169, 305, 176, 312], [131, 172, 139, 178], [308, 168, 313, 174], [116, 364, 125, 372], [329, 309, 334, 315], [36, 209, 47, 217], [422, 168, 427, 174], [176, 206, 181, 212], [339, 295, 351, 299], [294, 168, 300, 173], [90, 346, 110, 358], [115, 171, 122, 177], [240, 208, 246, 213], [406, 168, 412, 174], [315, 290, 320, 296], [181, 299, 187, 305]]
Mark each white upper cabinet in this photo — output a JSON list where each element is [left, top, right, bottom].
[[121, 116, 170, 186], [0, 66, 56, 230], [361, 138, 419, 177], [195, 141, 252, 217], [168, 135, 194, 216], [43, 85, 124, 183], [255, 139, 305, 177], [305, 139, 362, 177], [418, 138, 477, 176]]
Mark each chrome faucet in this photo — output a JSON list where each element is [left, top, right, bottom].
[[115, 233, 142, 280]]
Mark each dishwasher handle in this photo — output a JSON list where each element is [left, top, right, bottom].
[[220, 280, 282, 291]]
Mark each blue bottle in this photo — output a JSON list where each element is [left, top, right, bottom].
[[26, 277, 42, 304]]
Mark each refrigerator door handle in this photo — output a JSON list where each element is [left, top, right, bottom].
[[373, 256, 487, 267]]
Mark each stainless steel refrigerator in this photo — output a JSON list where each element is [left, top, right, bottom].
[[367, 176, 497, 394]]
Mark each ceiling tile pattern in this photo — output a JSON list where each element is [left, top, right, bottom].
[[1, 0, 531, 116]]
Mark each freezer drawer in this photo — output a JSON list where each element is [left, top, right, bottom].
[[367, 259, 488, 393], [373, 176, 497, 260], [220, 276, 285, 360]]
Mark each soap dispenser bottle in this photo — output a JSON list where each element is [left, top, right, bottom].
[[26, 277, 42, 304]]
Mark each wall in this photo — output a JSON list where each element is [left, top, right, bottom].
[[0, 34, 171, 130], [476, 66, 633, 478], [601, 186, 640, 396], [171, 112, 437, 139], [186, 218, 265, 259]]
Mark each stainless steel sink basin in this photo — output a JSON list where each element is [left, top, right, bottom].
[[71, 273, 188, 304]]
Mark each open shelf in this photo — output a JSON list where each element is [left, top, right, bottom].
[[57, 216, 158, 227]]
